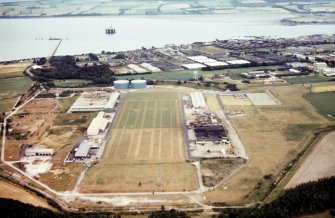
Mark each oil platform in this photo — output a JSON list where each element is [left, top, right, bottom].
[[105, 26, 116, 34]]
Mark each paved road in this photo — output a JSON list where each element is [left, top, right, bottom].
[[216, 94, 248, 159]]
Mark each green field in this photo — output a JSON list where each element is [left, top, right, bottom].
[[306, 92, 335, 119], [81, 89, 198, 193], [284, 124, 322, 141], [313, 43, 335, 52], [0, 77, 32, 100], [115, 92, 180, 129], [285, 76, 330, 84], [54, 79, 91, 87]]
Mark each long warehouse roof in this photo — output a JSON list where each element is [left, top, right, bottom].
[[75, 141, 91, 157]]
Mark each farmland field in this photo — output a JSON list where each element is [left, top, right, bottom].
[[311, 82, 335, 93], [0, 77, 32, 100], [285, 131, 335, 189], [306, 92, 335, 119], [285, 76, 330, 84], [0, 62, 30, 79], [204, 86, 332, 204], [81, 89, 198, 193]]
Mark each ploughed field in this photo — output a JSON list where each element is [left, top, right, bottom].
[[81, 89, 198, 193]]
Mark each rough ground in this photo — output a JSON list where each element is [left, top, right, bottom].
[[0, 179, 56, 211]]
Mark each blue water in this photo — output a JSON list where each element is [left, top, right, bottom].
[[0, 14, 335, 61]]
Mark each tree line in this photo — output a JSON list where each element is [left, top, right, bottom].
[[34, 56, 115, 85], [216, 176, 335, 218]]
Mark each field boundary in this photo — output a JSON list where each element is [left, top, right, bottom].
[[263, 125, 335, 204]]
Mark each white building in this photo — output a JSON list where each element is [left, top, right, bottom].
[[226, 60, 250, 65], [190, 92, 207, 109], [68, 91, 119, 112], [140, 63, 161, 72], [25, 148, 55, 157], [314, 62, 328, 70], [75, 141, 91, 158], [87, 112, 109, 136], [127, 64, 149, 74], [323, 68, 335, 77], [182, 63, 206, 70]]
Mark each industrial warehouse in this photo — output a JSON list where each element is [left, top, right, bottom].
[[65, 96, 118, 162], [183, 92, 237, 158], [68, 91, 120, 113]]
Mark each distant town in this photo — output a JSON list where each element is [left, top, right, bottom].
[[1, 0, 335, 25]]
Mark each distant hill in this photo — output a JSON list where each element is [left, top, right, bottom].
[[0, 0, 335, 17]]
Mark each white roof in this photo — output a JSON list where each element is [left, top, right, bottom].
[[182, 63, 206, 69], [69, 91, 118, 112], [190, 92, 207, 109], [140, 63, 161, 72], [205, 61, 228, 67], [105, 92, 120, 109], [25, 148, 54, 154], [87, 116, 109, 136], [114, 80, 129, 84], [227, 60, 250, 65], [75, 141, 91, 157], [187, 55, 217, 64], [289, 69, 301, 73], [127, 64, 149, 74]]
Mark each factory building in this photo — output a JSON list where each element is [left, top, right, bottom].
[[140, 63, 161, 73], [226, 60, 250, 65], [114, 80, 129, 89], [131, 80, 147, 89], [25, 148, 55, 157], [182, 63, 206, 70], [190, 92, 207, 109], [314, 62, 327, 70], [87, 112, 109, 136], [127, 64, 149, 74], [75, 140, 91, 158], [68, 91, 120, 112]]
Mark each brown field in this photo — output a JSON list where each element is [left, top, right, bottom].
[[0, 98, 16, 113], [6, 97, 92, 191], [0, 179, 56, 210], [0, 62, 30, 79], [204, 94, 221, 110], [204, 86, 332, 204], [201, 158, 246, 187], [220, 95, 252, 106], [311, 82, 335, 93], [285, 131, 335, 189], [81, 89, 198, 193]]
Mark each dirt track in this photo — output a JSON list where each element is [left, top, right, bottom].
[[285, 131, 335, 189]]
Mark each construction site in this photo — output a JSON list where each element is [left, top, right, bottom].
[[183, 92, 245, 159]]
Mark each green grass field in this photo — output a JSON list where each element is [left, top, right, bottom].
[[284, 124, 322, 141], [0, 77, 32, 100], [54, 79, 91, 87], [285, 76, 330, 84], [81, 89, 198, 193], [313, 43, 335, 51], [306, 92, 335, 119], [115, 92, 180, 129]]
